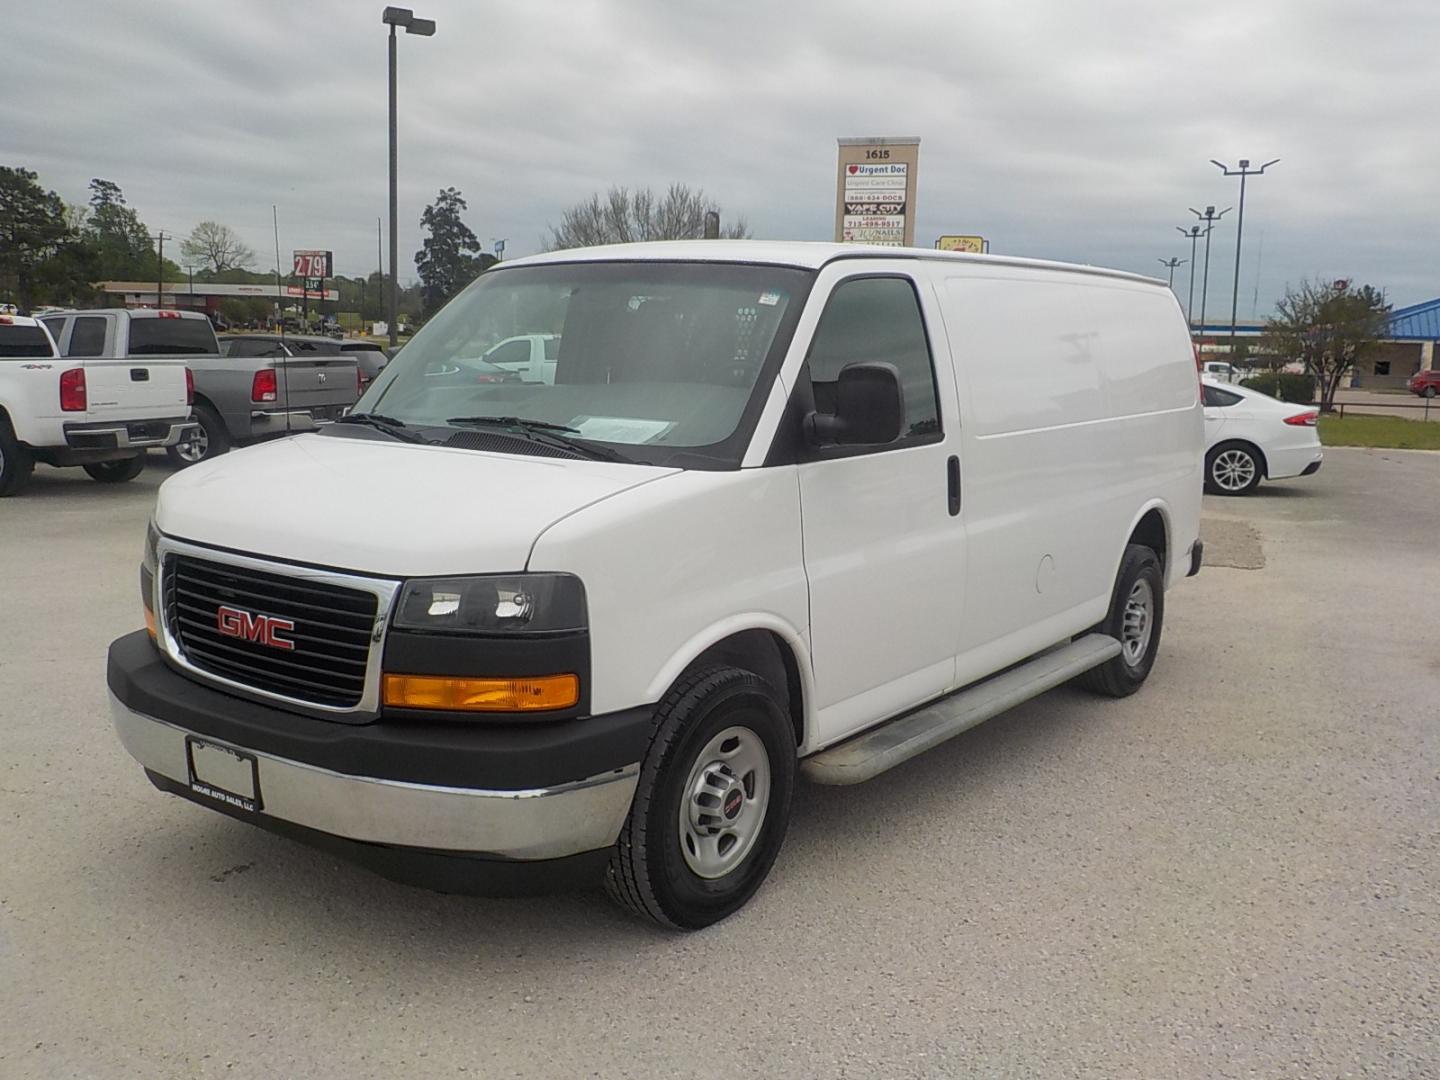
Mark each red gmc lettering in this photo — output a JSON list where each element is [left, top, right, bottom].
[[216, 605, 295, 650]]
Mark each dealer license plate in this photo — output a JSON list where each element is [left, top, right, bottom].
[[186, 737, 262, 813]]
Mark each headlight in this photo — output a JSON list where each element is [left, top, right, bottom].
[[142, 519, 159, 574], [393, 574, 586, 634], [140, 520, 160, 639]]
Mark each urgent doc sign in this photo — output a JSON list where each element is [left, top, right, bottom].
[[835, 137, 920, 247], [292, 250, 333, 279]]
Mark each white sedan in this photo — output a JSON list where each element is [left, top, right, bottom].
[[1202, 379, 1324, 495]]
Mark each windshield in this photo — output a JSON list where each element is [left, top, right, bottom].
[[360, 261, 813, 468]]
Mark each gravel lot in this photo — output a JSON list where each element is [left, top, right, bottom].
[[2, 448, 1437, 1079]]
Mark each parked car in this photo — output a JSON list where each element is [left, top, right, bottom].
[[107, 241, 1204, 929], [1406, 370, 1440, 398], [1202, 378, 1322, 495], [1201, 360, 1243, 384], [166, 333, 361, 465], [1, 311, 194, 495], [480, 333, 560, 384], [338, 339, 389, 388]]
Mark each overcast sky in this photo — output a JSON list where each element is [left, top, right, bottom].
[[5, 0, 1437, 315]]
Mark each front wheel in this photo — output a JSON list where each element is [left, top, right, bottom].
[[606, 666, 796, 930], [1424, 386, 1437, 399], [1078, 543, 1165, 698], [82, 456, 145, 484]]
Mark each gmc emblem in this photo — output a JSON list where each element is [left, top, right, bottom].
[[216, 605, 296, 650]]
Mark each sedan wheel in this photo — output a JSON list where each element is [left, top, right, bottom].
[[1206, 442, 1262, 495]]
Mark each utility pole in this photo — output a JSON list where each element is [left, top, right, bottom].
[[155, 231, 166, 309], [1188, 205, 1231, 337], [1212, 157, 1279, 354], [383, 6, 436, 349], [1176, 225, 1201, 330], [1157, 256, 1186, 290]]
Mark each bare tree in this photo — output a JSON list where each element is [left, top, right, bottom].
[[545, 183, 750, 250], [180, 220, 255, 273], [1260, 278, 1391, 412]]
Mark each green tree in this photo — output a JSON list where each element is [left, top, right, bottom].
[[545, 182, 751, 250], [1261, 279, 1391, 412], [414, 187, 494, 316], [180, 220, 254, 273], [88, 177, 158, 281], [0, 166, 71, 309]]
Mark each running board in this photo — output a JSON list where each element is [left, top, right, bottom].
[[801, 634, 1122, 786]]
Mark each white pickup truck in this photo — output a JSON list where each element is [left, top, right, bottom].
[[0, 311, 195, 496]]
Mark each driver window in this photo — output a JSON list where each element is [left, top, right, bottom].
[[804, 276, 941, 444]]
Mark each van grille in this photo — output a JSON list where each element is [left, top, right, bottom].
[[164, 555, 378, 708]]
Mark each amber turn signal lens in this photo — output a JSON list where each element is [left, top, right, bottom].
[[382, 673, 579, 712], [144, 606, 158, 640]]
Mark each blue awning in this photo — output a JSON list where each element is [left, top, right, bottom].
[[1388, 298, 1440, 341]]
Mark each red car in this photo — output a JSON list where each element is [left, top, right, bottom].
[[1408, 370, 1440, 398]]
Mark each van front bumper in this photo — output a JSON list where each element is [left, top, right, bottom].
[[107, 631, 650, 891]]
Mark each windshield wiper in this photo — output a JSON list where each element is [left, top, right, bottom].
[[446, 415, 581, 434], [333, 412, 433, 444], [443, 415, 628, 462]]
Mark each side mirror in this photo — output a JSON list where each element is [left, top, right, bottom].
[[806, 361, 905, 447]]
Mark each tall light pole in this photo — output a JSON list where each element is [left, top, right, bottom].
[[1157, 256, 1185, 290], [383, 6, 436, 349], [1188, 205, 1230, 338], [1212, 158, 1278, 354], [1176, 225, 1202, 329]]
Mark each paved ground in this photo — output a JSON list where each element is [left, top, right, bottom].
[[2, 450, 1437, 1079]]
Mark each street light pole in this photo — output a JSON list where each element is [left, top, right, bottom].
[[1176, 225, 1201, 329], [1188, 204, 1231, 339], [1157, 256, 1185, 290], [383, 6, 435, 349], [1212, 157, 1279, 355]]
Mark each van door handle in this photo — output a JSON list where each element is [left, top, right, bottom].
[[946, 455, 961, 516], [130, 368, 150, 381]]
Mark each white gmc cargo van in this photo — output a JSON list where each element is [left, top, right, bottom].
[[107, 242, 1203, 929]]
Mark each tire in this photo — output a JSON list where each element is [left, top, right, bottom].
[[0, 417, 34, 497], [606, 666, 796, 930], [1078, 543, 1165, 698], [1424, 387, 1437, 399], [1205, 440, 1263, 496], [83, 455, 145, 483], [166, 403, 229, 467]]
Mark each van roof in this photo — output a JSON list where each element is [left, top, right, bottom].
[[502, 240, 1165, 288]]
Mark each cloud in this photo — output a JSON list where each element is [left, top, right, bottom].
[[3, 0, 1436, 310]]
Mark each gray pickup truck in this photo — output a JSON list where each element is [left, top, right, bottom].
[[170, 332, 361, 466]]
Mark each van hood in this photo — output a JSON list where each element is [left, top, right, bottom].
[[155, 433, 678, 577]]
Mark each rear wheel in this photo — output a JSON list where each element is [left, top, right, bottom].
[[167, 403, 228, 467], [1205, 441, 1263, 496], [0, 418, 34, 497], [1079, 544, 1165, 698], [606, 666, 795, 930], [83, 455, 145, 483]]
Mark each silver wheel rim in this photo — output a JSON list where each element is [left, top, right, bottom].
[[175, 425, 208, 463], [678, 725, 771, 880], [1121, 578, 1155, 666], [1212, 448, 1256, 491]]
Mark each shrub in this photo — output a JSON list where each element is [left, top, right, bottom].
[[1240, 373, 1315, 404]]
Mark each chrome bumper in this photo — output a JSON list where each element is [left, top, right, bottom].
[[109, 694, 639, 860], [65, 418, 197, 450], [248, 408, 344, 437]]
